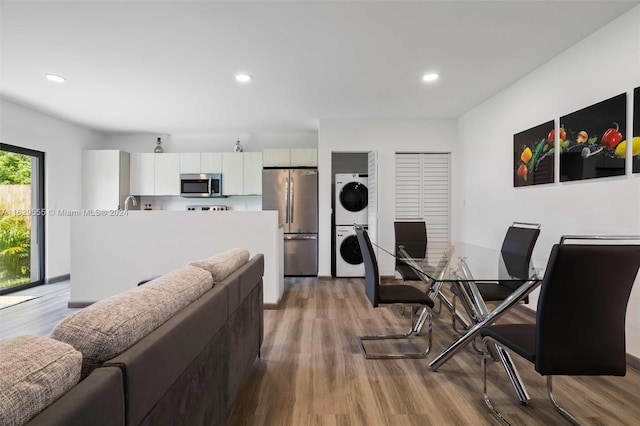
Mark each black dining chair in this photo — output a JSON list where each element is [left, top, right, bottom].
[[355, 224, 434, 359], [481, 236, 640, 425], [452, 222, 540, 331], [394, 221, 430, 280]]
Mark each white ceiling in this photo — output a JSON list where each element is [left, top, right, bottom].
[[1, 1, 638, 135]]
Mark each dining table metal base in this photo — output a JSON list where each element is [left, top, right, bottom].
[[428, 279, 541, 404]]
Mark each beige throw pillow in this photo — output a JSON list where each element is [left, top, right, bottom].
[[0, 335, 82, 426], [189, 248, 250, 282], [50, 265, 213, 377]]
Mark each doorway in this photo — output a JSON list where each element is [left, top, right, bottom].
[[0, 143, 45, 294]]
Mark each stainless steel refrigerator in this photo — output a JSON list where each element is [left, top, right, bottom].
[[262, 168, 318, 276]]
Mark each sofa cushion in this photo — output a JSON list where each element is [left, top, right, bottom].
[[189, 248, 250, 282], [50, 265, 213, 377], [0, 335, 82, 426]]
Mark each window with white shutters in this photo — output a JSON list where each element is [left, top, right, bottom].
[[395, 153, 450, 242]]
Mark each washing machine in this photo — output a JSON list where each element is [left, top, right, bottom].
[[335, 225, 365, 277], [335, 173, 368, 225]]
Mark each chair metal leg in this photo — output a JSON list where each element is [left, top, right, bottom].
[[483, 337, 584, 426], [482, 337, 512, 425], [359, 306, 432, 359], [547, 376, 582, 425]]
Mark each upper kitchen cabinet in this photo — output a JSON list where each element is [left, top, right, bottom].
[[290, 148, 317, 167], [200, 153, 222, 173], [179, 153, 201, 173], [180, 153, 223, 174], [130, 153, 155, 196], [263, 148, 317, 167], [243, 152, 262, 195], [82, 150, 130, 209], [154, 153, 180, 195], [222, 152, 244, 195], [262, 149, 290, 167]]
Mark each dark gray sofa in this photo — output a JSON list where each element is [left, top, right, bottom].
[[24, 253, 264, 426]]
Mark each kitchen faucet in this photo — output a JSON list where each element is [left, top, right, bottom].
[[124, 195, 138, 211]]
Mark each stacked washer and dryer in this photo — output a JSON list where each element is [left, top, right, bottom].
[[335, 173, 368, 277]]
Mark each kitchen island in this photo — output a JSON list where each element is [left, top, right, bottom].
[[69, 210, 283, 306]]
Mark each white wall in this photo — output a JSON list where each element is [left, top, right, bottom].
[[0, 99, 104, 278], [318, 118, 458, 276], [457, 6, 640, 356], [103, 131, 317, 153]]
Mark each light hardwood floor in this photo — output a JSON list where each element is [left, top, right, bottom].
[[228, 277, 640, 426], [2, 279, 639, 425]]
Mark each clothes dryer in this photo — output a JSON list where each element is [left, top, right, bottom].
[[335, 173, 368, 225], [335, 225, 365, 277]]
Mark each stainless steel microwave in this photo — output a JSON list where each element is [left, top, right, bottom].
[[180, 173, 222, 198]]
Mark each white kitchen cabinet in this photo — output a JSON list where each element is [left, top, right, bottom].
[[262, 149, 290, 167], [243, 152, 262, 195], [82, 150, 130, 209], [263, 148, 318, 167], [154, 153, 180, 195], [130, 153, 155, 196], [179, 153, 201, 173], [200, 152, 222, 173], [222, 152, 244, 195], [290, 148, 317, 167]]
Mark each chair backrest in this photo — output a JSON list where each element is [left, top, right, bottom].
[[394, 221, 427, 261], [500, 224, 540, 259], [355, 225, 379, 308], [535, 243, 640, 376]]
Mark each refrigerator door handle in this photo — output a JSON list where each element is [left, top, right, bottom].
[[290, 177, 294, 224], [284, 234, 317, 240], [284, 177, 290, 224]]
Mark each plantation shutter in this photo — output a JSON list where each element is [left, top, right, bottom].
[[395, 153, 450, 242]]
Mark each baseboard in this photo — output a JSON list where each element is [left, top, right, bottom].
[[67, 301, 94, 308], [264, 295, 283, 310], [628, 354, 640, 371], [45, 274, 70, 284]]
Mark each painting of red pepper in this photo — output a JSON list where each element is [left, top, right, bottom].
[[559, 93, 626, 182], [514, 120, 554, 187], [633, 87, 640, 173]]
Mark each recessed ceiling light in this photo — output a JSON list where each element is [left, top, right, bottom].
[[45, 74, 67, 83], [235, 73, 252, 83], [422, 73, 439, 83]]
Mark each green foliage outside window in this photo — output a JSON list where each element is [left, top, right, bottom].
[[0, 151, 32, 184], [0, 151, 32, 289]]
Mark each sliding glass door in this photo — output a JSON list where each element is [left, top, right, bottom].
[[0, 143, 45, 294]]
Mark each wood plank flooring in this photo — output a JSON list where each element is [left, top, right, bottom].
[[0, 282, 79, 339], [229, 277, 640, 425], [2, 279, 639, 425]]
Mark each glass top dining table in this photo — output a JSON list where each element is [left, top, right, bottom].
[[396, 241, 543, 283], [393, 241, 546, 404]]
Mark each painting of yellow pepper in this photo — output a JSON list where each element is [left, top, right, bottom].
[[514, 120, 555, 187], [559, 93, 626, 182]]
